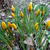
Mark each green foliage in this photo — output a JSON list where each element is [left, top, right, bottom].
[[0, 3, 49, 50]]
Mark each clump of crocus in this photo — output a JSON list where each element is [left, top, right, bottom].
[[8, 22, 17, 30], [11, 13, 15, 17], [2, 21, 7, 29], [20, 11, 24, 17], [11, 5, 15, 12], [28, 2, 33, 12], [36, 9, 41, 16], [35, 22, 39, 31]]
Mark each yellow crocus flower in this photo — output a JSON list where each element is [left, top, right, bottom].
[[42, 10, 45, 16], [20, 11, 24, 17], [8, 22, 12, 27], [12, 23, 17, 30], [11, 5, 15, 12], [28, 2, 33, 12], [46, 20, 50, 28], [35, 23, 39, 31], [2, 21, 7, 29], [11, 13, 15, 17], [36, 9, 41, 16]]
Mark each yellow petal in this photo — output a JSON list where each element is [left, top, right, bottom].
[[8, 22, 12, 27], [36, 9, 41, 16], [12, 23, 17, 30], [42, 10, 45, 16], [47, 20, 50, 27], [11, 13, 15, 17], [20, 11, 24, 17], [11, 5, 15, 12], [28, 2, 33, 12], [2, 21, 7, 29], [35, 23, 39, 31]]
